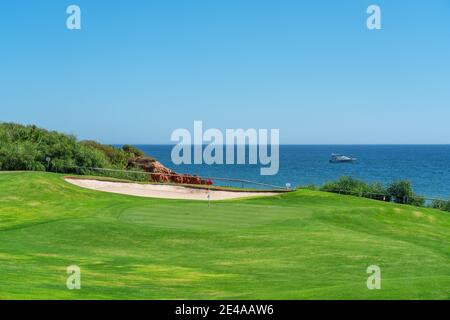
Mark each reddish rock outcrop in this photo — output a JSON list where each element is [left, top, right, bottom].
[[128, 156, 211, 185]]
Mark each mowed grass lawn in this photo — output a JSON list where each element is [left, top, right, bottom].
[[0, 172, 449, 299]]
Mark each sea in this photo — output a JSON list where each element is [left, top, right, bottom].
[[131, 145, 450, 199]]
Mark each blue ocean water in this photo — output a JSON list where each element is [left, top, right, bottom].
[[133, 145, 450, 199]]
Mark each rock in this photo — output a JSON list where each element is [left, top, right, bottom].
[[128, 156, 211, 185]]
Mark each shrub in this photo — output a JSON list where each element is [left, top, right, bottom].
[[365, 182, 390, 201], [387, 180, 413, 204], [318, 177, 430, 208], [122, 144, 145, 157], [0, 141, 45, 171], [82, 141, 129, 168], [0, 122, 149, 179], [321, 176, 366, 195], [431, 200, 450, 212], [409, 194, 426, 207]]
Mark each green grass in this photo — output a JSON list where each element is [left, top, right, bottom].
[[0, 172, 449, 299]]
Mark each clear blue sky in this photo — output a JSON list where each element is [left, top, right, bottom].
[[1, 0, 449, 144]]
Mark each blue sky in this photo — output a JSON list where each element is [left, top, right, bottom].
[[1, 0, 449, 144]]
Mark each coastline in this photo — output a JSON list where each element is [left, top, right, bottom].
[[130, 144, 450, 198]]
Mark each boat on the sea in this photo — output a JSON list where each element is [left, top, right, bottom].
[[329, 153, 357, 163]]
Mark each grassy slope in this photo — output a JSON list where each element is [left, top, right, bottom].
[[0, 172, 448, 299]]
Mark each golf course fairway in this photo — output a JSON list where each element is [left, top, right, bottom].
[[0, 172, 449, 299]]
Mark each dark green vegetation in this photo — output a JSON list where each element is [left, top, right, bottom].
[[316, 176, 443, 209], [0, 172, 448, 299], [431, 199, 450, 212], [0, 123, 151, 180]]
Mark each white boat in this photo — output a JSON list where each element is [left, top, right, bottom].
[[329, 153, 357, 163]]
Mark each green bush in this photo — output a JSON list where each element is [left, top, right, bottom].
[[82, 141, 129, 168], [122, 144, 146, 157], [319, 177, 429, 208], [387, 180, 412, 203], [0, 122, 149, 180], [366, 182, 391, 201], [431, 199, 450, 212], [409, 194, 426, 207], [383, 180, 424, 206], [0, 141, 45, 171], [321, 176, 366, 195], [320, 176, 390, 200]]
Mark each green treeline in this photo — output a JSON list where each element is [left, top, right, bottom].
[[0, 122, 149, 180], [309, 176, 450, 212]]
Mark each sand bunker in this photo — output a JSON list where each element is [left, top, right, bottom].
[[65, 178, 278, 201]]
